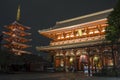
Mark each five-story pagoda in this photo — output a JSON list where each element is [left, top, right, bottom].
[[2, 5, 31, 55]]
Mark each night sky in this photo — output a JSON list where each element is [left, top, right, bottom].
[[0, 0, 118, 55]]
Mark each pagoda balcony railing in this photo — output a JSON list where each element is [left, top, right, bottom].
[[50, 35, 105, 46]]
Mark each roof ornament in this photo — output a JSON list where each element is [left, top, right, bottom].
[[16, 5, 21, 21]]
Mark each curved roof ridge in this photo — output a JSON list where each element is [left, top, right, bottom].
[[57, 8, 113, 24]]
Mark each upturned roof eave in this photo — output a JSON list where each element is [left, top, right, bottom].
[[38, 8, 113, 33]]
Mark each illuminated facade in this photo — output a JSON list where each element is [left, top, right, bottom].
[[3, 21, 31, 55], [36, 9, 120, 72]]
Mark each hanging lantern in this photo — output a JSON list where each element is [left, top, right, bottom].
[[93, 55, 99, 62], [80, 55, 88, 63]]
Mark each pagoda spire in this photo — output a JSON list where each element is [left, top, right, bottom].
[[16, 5, 21, 21]]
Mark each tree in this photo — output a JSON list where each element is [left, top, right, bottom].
[[106, 0, 120, 42], [105, 0, 120, 73]]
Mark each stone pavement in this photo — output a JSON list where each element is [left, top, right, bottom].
[[0, 72, 120, 80]]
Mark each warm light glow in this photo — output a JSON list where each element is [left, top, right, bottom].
[[94, 30, 99, 33], [70, 34, 74, 37], [12, 34, 16, 37], [66, 34, 69, 38], [89, 31, 93, 34], [12, 28, 16, 31], [56, 53, 59, 56], [65, 51, 69, 56], [57, 36, 61, 39], [101, 24, 107, 27], [60, 50, 64, 56], [70, 49, 74, 56], [81, 55, 86, 58], [60, 53, 64, 56], [70, 57, 73, 62], [70, 31, 74, 37], [60, 60, 64, 67], [101, 29, 105, 32], [76, 50, 81, 56], [17, 52, 21, 55], [76, 33, 79, 36], [108, 60, 113, 66], [61, 34, 64, 39], [93, 56, 99, 61], [82, 32, 87, 35]]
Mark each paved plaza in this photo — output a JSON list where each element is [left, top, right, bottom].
[[0, 72, 120, 80]]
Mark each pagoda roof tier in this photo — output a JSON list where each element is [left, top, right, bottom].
[[2, 31, 31, 37], [4, 21, 30, 31], [4, 42, 31, 49], [4, 44, 30, 49], [4, 36, 31, 43], [11, 41, 31, 47], [12, 48, 31, 54], [38, 9, 113, 38], [15, 29, 31, 35], [36, 39, 105, 51]]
